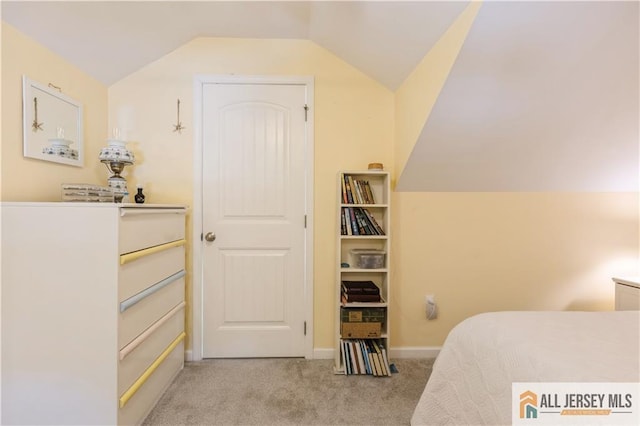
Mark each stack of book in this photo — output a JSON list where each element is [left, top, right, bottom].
[[341, 176, 376, 204], [340, 207, 384, 236], [341, 280, 381, 303], [340, 339, 391, 376]]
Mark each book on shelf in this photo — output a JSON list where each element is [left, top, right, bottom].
[[354, 179, 368, 204], [371, 340, 390, 376], [342, 280, 380, 294], [340, 340, 348, 373], [341, 174, 348, 204], [340, 339, 390, 376], [363, 341, 375, 375], [381, 347, 391, 377], [341, 293, 381, 303], [353, 209, 372, 235], [343, 340, 351, 374], [347, 176, 356, 203], [363, 180, 375, 204], [341, 280, 382, 303], [372, 340, 385, 376], [341, 280, 380, 302], [342, 175, 377, 205], [343, 175, 354, 204], [353, 209, 365, 235], [362, 208, 383, 235], [368, 340, 381, 376], [345, 340, 366, 374], [347, 176, 361, 204], [356, 341, 366, 374], [347, 208, 359, 235], [355, 179, 372, 204], [359, 340, 372, 375], [344, 341, 352, 375], [353, 179, 362, 204], [342, 207, 351, 235], [341, 208, 352, 236], [350, 341, 360, 374], [362, 209, 385, 235], [341, 207, 383, 236]]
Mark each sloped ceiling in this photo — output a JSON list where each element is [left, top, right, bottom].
[[397, 0, 639, 192], [1, 1, 468, 90], [3, 1, 637, 192]]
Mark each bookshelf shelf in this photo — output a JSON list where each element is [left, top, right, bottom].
[[340, 235, 388, 240], [335, 170, 391, 376], [340, 203, 387, 208], [341, 301, 388, 308], [341, 268, 389, 273]]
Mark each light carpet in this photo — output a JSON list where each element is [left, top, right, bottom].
[[143, 358, 434, 425]]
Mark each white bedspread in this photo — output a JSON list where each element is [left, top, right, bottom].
[[411, 311, 640, 426]]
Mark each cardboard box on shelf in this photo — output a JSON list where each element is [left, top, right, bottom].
[[341, 307, 385, 323], [340, 307, 385, 338], [341, 322, 381, 339]]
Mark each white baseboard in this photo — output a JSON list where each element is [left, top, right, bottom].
[[389, 346, 441, 358], [313, 346, 440, 360], [186, 347, 440, 361], [312, 348, 335, 359]]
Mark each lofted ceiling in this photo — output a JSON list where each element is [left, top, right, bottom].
[[3, 1, 638, 192], [397, 0, 639, 191], [1, 0, 468, 90]]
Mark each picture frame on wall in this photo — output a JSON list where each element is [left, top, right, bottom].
[[22, 75, 83, 167]]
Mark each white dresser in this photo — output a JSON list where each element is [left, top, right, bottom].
[[613, 277, 640, 311], [1, 202, 187, 425]]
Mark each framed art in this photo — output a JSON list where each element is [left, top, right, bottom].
[[22, 75, 83, 167]]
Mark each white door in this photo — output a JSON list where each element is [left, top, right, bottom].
[[201, 81, 309, 358]]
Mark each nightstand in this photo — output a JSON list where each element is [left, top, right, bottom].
[[612, 277, 640, 310]]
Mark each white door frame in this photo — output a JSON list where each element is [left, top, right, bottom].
[[191, 75, 314, 361]]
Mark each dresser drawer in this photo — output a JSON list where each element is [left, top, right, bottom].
[[119, 245, 185, 302], [119, 276, 185, 349], [119, 208, 186, 255], [118, 339, 184, 426], [118, 304, 184, 395]]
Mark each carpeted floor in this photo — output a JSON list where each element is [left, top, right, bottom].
[[143, 358, 434, 426]]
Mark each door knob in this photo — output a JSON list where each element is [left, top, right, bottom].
[[204, 232, 216, 242]]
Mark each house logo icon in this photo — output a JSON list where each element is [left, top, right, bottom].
[[520, 390, 538, 419]]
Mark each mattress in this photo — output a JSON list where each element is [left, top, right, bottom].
[[411, 311, 640, 426]]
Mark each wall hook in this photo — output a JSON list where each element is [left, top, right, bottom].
[[173, 98, 185, 134]]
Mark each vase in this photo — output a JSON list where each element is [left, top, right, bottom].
[[134, 187, 145, 204]]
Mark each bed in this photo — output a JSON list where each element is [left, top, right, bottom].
[[411, 311, 640, 425]]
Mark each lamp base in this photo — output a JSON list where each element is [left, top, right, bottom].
[[108, 176, 128, 203]]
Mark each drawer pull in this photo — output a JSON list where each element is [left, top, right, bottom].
[[119, 301, 186, 360], [120, 239, 186, 264], [120, 270, 186, 313], [120, 208, 186, 217], [119, 331, 186, 408]]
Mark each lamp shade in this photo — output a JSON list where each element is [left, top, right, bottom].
[[98, 139, 134, 164]]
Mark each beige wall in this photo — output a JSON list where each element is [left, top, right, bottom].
[[3, 20, 638, 355], [107, 37, 395, 350], [391, 192, 639, 346], [390, 0, 638, 348], [1, 22, 107, 200]]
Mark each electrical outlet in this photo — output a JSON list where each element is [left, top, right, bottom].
[[426, 294, 437, 320]]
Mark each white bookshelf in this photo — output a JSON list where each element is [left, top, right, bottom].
[[335, 170, 391, 375]]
